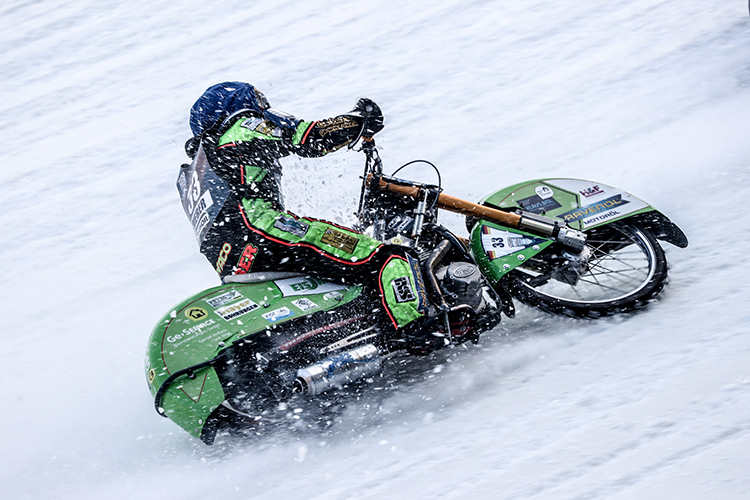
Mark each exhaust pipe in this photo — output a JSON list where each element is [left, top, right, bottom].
[[293, 344, 382, 395]]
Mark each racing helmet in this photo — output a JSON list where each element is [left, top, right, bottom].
[[189, 82, 271, 137]]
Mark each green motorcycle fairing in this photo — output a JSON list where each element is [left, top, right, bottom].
[[470, 178, 687, 283], [145, 275, 361, 439]]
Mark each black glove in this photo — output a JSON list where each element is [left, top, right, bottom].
[[348, 98, 384, 137]]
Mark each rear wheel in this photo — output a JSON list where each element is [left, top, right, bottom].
[[506, 222, 668, 318]]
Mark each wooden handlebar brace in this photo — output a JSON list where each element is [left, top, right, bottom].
[[368, 175, 522, 228]]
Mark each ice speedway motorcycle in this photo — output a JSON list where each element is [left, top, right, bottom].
[[145, 140, 687, 444]]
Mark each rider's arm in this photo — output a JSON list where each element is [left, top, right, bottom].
[[289, 98, 384, 157], [289, 115, 365, 157]]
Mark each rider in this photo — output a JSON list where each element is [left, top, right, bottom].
[[178, 82, 429, 335]]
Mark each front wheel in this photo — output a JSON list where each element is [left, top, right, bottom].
[[506, 222, 668, 318]]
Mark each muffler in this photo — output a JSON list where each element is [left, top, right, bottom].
[[293, 344, 382, 395]]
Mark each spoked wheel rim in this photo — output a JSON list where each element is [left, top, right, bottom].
[[512, 224, 661, 306]]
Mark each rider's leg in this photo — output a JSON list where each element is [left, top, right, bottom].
[[206, 198, 428, 330]]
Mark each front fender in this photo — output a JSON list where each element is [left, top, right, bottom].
[[469, 178, 688, 283], [478, 178, 687, 247]]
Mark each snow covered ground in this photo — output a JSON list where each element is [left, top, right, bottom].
[[2, 0, 750, 498]]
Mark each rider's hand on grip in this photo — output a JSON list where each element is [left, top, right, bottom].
[[349, 98, 384, 138]]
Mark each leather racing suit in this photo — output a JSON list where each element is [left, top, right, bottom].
[[177, 86, 427, 330]]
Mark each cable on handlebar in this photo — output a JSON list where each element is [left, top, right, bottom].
[[391, 159, 442, 191], [391, 159, 443, 214]]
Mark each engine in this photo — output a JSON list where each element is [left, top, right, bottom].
[[434, 261, 483, 309]]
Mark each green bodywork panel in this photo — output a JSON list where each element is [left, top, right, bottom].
[[469, 178, 658, 282], [471, 221, 555, 283], [145, 276, 361, 439], [479, 178, 655, 231]]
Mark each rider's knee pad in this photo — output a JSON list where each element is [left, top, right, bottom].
[[378, 254, 429, 328]]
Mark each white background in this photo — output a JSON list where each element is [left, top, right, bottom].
[[1, 1, 749, 498]]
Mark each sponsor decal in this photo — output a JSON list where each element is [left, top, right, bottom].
[[316, 116, 359, 137], [177, 147, 230, 245], [387, 214, 414, 234], [181, 319, 216, 335], [194, 211, 211, 242], [190, 189, 214, 240], [292, 298, 319, 311], [215, 298, 259, 321], [321, 228, 358, 253], [215, 242, 232, 274], [235, 244, 258, 275], [323, 291, 344, 301], [535, 185, 554, 199], [167, 319, 218, 343], [579, 184, 605, 198], [206, 290, 242, 308], [507, 236, 535, 247], [262, 306, 295, 323], [148, 368, 156, 384], [391, 276, 416, 303], [185, 307, 208, 321], [582, 209, 621, 228], [543, 179, 649, 225], [321, 351, 375, 378], [516, 194, 562, 214], [406, 254, 429, 314], [275, 276, 349, 297], [166, 323, 229, 351], [480, 226, 547, 261], [559, 194, 630, 223], [274, 216, 309, 238], [240, 118, 281, 137], [241, 117, 263, 130]]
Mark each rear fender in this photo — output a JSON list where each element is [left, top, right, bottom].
[[145, 275, 361, 440]]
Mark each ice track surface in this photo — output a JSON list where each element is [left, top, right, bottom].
[[1, 1, 750, 499]]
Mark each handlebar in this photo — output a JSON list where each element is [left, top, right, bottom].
[[367, 173, 522, 226], [365, 171, 587, 251]]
